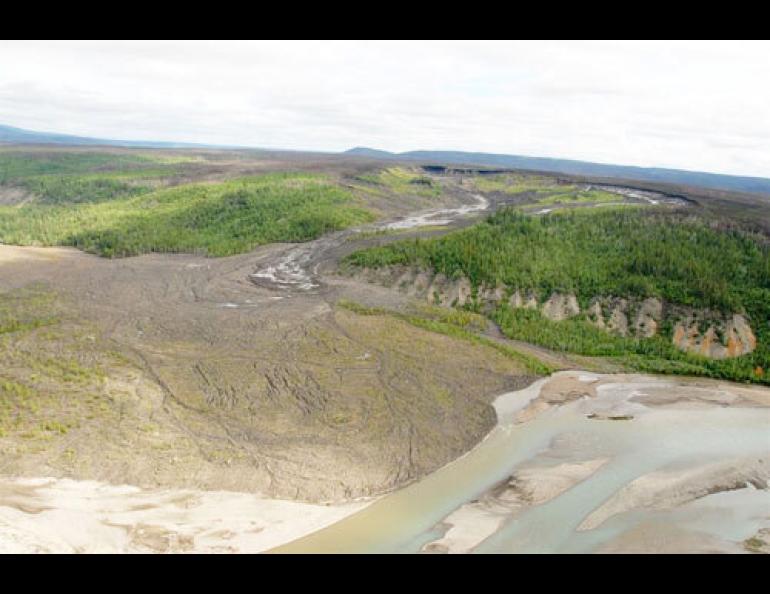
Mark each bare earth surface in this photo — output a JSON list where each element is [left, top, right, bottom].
[[0, 184, 540, 504]]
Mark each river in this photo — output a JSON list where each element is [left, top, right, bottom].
[[272, 372, 770, 553]]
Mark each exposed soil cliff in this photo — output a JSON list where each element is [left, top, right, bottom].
[[671, 313, 756, 359], [351, 265, 758, 360]]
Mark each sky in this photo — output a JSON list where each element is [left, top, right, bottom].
[[1, 40, 768, 178]]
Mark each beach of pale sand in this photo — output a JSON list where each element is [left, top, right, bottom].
[[0, 477, 370, 554], [577, 456, 770, 532]]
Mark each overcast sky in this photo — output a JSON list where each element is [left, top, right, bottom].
[[1, 40, 768, 177]]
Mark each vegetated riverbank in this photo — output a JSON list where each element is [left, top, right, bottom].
[[344, 207, 770, 385]]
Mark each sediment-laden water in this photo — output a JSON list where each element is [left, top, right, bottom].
[[273, 372, 770, 553]]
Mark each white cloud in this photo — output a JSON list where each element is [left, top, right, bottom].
[[0, 40, 767, 177]]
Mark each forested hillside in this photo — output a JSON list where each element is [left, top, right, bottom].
[[346, 208, 770, 384], [0, 174, 374, 257], [0, 151, 376, 257]]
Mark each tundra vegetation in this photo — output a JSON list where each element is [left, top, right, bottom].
[[345, 207, 770, 384], [353, 166, 443, 198], [468, 173, 561, 195], [0, 284, 110, 441], [467, 172, 630, 210]]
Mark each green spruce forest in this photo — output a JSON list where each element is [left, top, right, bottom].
[[0, 152, 374, 257]]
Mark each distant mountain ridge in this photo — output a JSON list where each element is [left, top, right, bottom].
[[1, 123, 767, 196], [344, 147, 770, 196], [0, 124, 223, 149]]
